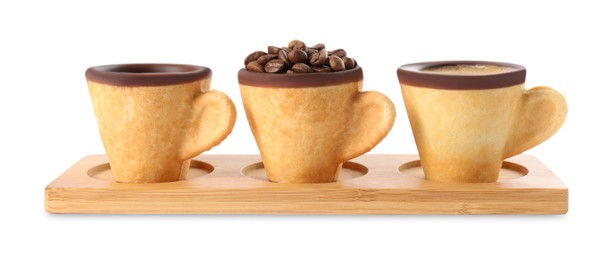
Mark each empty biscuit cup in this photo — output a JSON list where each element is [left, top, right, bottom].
[[87, 64, 236, 183]]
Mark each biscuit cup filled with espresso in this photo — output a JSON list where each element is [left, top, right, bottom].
[[398, 61, 567, 183], [239, 40, 396, 183]]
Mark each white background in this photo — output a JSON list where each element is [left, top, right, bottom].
[[1, 0, 613, 259]]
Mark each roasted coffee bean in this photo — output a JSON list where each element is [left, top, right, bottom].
[[265, 59, 287, 73], [310, 48, 328, 66], [306, 47, 318, 55], [278, 50, 292, 67], [308, 52, 316, 64], [329, 55, 345, 71], [286, 70, 295, 74], [291, 63, 314, 73], [246, 60, 265, 73], [328, 49, 346, 58], [342, 57, 356, 69], [244, 51, 267, 65], [257, 54, 278, 65], [281, 47, 291, 52], [288, 40, 306, 51], [311, 43, 325, 50], [288, 49, 308, 64], [311, 65, 332, 72], [267, 46, 281, 55]]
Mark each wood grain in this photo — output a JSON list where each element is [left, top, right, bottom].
[[45, 154, 567, 214]]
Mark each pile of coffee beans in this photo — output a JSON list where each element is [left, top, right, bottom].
[[244, 40, 358, 74]]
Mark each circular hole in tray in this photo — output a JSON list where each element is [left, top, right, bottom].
[[241, 161, 368, 182], [87, 160, 214, 182], [398, 160, 528, 181]]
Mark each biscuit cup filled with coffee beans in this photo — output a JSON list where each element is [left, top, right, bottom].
[[239, 40, 395, 183]]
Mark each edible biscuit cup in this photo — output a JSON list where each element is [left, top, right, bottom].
[[239, 67, 396, 183], [87, 64, 236, 183], [398, 61, 567, 183]]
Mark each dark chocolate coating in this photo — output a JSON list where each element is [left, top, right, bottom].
[[397, 61, 526, 90], [86, 64, 211, 86], [238, 66, 363, 88]]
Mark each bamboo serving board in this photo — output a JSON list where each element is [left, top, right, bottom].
[[45, 154, 567, 214]]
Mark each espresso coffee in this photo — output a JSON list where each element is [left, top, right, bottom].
[[422, 64, 514, 75]]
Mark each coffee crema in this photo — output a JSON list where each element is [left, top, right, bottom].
[[397, 61, 526, 90], [421, 64, 514, 75]]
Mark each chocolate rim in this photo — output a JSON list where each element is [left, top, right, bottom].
[[397, 61, 526, 90], [86, 64, 211, 86], [238, 66, 363, 88]]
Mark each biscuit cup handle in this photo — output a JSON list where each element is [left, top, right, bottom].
[[339, 91, 396, 161], [504, 86, 567, 158], [180, 90, 236, 160]]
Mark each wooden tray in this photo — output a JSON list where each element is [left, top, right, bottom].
[[45, 154, 567, 214]]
